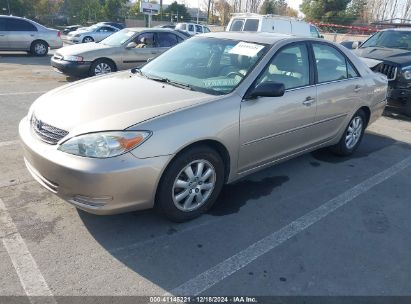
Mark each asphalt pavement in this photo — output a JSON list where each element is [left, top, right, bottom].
[[1, 52, 411, 302]]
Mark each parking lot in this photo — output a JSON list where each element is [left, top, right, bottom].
[[1, 52, 411, 302]]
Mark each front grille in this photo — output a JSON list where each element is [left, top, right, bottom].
[[372, 63, 398, 81], [31, 115, 68, 145]]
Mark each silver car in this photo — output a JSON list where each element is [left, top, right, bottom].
[[64, 24, 118, 44], [51, 28, 188, 77], [0, 15, 63, 56], [19, 32, 387, 221]]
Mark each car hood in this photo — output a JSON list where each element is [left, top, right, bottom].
[[354, 47, 411, 65], [31, 71, 214, 136], [55, 42, 110, 56]]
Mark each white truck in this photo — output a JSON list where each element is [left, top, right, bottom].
[[226, 13, 322, 38]]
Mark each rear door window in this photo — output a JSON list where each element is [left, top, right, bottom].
[[6, 18, 37, 31], [0, 18, 5, 31], [313, 43, 349, 83], [156, 32, 179, 47], [229, 19, 244, 31], [243, 19, 259, 31]]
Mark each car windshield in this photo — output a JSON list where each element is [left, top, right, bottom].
[[361, 30, 411, 50], [140, 37, 268, 95], [87, 24, 99, 32], [100, 29, 136, 46]]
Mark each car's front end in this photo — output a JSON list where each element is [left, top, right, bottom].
[[51, 52, 92, 77], [19, 114, 170, 214], [64, 30, 88, 44], [354, 29, 411, 116]]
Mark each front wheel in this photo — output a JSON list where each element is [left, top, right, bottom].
[[89, 59, 115, 77], [330, 110, 366, 156], [82, 36, 94, 43], [155, 146, 225, 222]]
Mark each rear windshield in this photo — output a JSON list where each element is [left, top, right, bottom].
[[243, 19, 259, 31], [175, 24, 186, 30]]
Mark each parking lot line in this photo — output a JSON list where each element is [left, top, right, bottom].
[[0, 140, 20, 148], [0, 91, 46, 96], [0, 199, 55, 303], [169, 155, 411, 296]]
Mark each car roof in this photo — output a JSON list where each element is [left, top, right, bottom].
[[126, 27, 180, 32], [380, 27, 411, 32], [200, 31, 294, 44]]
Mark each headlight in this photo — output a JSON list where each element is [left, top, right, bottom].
[[63, 55, 84, 62], [58, 131, 151, 158], [74, 34, 81, 37], [403, 68, 411, 80]]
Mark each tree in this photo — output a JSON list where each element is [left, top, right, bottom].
[[259, 0, 274, 14], [215, 0, 231, 25], [300, 0, 352, 24], [286, 6, 298, 17], [164, 1, 191, 22]]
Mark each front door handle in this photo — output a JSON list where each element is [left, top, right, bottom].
[[303, 96, 315, 106], [354, 85, 361, 92]]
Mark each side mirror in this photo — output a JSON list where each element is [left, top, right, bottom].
[[320, 35, 324, 39], [352, 41, 362, 49], [246, 82, 285, 99], [126, 42, 137, 49]]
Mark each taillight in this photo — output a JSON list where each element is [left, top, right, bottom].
[[57, 31, 61, 37]]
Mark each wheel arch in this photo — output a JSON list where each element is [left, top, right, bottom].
[[358, 106, 371, 126]]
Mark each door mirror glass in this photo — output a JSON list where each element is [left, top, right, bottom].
[[247, 82, 285, 99], [126, 41, 137, 49]]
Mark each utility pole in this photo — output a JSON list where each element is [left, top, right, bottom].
[[207, 0, 211, 23], [6, 0, 10, 14]]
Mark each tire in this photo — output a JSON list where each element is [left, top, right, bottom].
[[155, 145, 225, 222], [89, 59, 116, 77], [330, 109, 367, 156], [30, 40, 48, 56], [82, 36, 94, 43]]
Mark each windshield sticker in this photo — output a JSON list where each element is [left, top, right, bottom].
[[228, 42, 264, 57], [203, 78, 240, 88]]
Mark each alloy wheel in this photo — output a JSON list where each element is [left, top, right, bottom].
[[94, 62, 112, 75], [345, 116, 363, 149], [172, 159, 216, 212]]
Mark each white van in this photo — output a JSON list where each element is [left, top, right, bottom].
[[226, 13, 322, 38], [175, 23, 211, 36]]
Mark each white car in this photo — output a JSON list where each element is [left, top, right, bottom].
[[175, 23, 210, 36], [226, 13, 322, 38], [65, 24, 119, 44]]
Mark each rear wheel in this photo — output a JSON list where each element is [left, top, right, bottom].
[[155, 146, 225, 222], [30, 40, 48, 56], [330, 109, 366, 156], [89, 59, 116, 77]]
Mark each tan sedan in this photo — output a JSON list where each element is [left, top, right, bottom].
[[20, 32, 387, 221], [51, 28, 187, 77]]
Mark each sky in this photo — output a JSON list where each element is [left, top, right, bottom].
[[161, 0, 303, 12]]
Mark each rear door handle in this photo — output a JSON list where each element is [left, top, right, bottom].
[[302, 96, 315, 106], [354, 85, 361, 92]]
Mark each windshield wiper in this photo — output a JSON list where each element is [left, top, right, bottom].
[[144, 74, 193, 91]]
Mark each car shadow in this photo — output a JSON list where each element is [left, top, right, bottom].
[[383, 108, 411, 122], [78, 132, 406, 293], [0, 53, 54, 66]]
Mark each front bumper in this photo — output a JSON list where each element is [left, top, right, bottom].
[[19, 116, 171, 215], [387, 87, 411, 107], [51, 57, 91, 77]]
